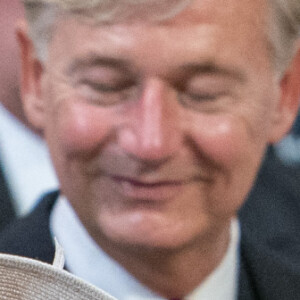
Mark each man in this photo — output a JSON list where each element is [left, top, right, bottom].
[[0, 0, 57, 225], [0, 0, 300, 299]]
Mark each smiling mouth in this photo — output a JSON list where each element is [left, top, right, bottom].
[[111, 176, 187, 201]]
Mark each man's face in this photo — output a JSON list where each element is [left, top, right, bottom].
[[29, 0, 294, 249]]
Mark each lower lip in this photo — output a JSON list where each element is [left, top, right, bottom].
[[112, 177, 185, 201]]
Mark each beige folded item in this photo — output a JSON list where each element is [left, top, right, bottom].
[[0, 240, 116, 299]]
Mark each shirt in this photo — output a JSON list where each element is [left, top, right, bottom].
[[51, 196, 240, 300], [0, 104, 58, 215]]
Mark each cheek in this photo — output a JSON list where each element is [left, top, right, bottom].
[[192, 116, 253, 165], [188, 109, 269, 168], [52, 100, 114, 155], [187, 113, 269, 215]]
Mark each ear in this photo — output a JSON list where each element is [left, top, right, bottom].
[[268, 45, 300, 143], [268, 44, 300, 143], [16, 21, 46, 131]]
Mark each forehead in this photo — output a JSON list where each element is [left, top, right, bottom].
[[58, 0, 268, 28], [52, 0, 268, 43], [170, 0, 267, 25], [48, 0, 270, 75]]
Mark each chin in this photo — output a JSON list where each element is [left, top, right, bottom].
[[96, 210, 204, 250], [105, 230, 193, 251]]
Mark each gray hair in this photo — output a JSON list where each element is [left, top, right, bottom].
[[270, 0, 300, 73], [23, 0, 300, 75], [23, 0, 192, 60]]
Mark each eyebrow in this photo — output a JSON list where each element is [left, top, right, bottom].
[[180, 62, 247, 83], [66, 53, 247, 84], [66, 54, 132, 76]]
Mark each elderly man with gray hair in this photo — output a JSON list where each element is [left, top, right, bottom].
[[0, 0, 300, 299]]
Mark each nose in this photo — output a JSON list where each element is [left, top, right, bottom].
[[118, 78, 182, 161]]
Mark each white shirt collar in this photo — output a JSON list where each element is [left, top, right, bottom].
[[50, 196, 240, 300], [0, 104, 58, 215]]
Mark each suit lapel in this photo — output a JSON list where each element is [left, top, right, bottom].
[[239, 231, 300, 300], [0, 191, 58, 263], [238, 241, 261, 300]]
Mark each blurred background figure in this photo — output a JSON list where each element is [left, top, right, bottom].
[[275, 108, 300, 166], [0, 0, 58, 229]]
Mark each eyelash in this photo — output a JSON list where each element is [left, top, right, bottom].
[[80, 79, 133, 93], [78, 79, 139, 105], [185, 92, 221, 101]]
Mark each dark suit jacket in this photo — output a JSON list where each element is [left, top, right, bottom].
[[0, 189, 299, 299], [239, 147, 300, 244], [0, 163, 16, 230]]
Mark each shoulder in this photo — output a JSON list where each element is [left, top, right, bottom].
[[0, 191, 59, 264], [239, 147, 300, 298], [239, 146, 300, 240]]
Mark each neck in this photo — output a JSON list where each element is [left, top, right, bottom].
[[96, 222, 231, 298]]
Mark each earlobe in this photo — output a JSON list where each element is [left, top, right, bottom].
[[16, 21, 45, 130], [268, 45, 300, 144]]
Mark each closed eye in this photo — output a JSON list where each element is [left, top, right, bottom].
[[79, 78, 135, 93], [185, 92, 225, 102]]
